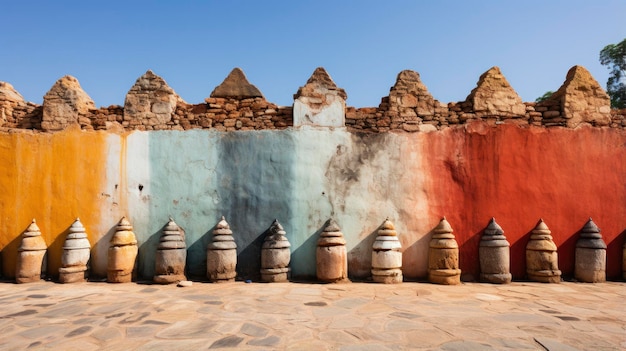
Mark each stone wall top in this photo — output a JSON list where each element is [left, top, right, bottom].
[[465, 66, 525, 118], [123, 70, 184, 130], [292, 67, 347, 128], [42, 75, 96, 131], [293, 67, 347, 101], [545, 65, 611, 128], [0, 82, 24, 103], [210, 68, 264, 99], [0, 65, 622, 132]]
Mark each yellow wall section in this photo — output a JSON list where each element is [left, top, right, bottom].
[[0, 129, 112, 278]]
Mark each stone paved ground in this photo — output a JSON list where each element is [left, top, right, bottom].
[[0, 280, 624, 350]]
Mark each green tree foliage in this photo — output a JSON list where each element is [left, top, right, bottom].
[[535, 91, 554, 103], [600, 38, 626, 109]]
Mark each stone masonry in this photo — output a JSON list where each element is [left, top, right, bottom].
[[0, 65, 623, 133], [123, 70, 185, 131], [293, 67, 347, 128], [541, 65, 612, 128], [41, 76, 96, 131], [0, 82, 41, 129]]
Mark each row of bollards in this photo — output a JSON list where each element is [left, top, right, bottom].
[[11, 215, 623, 285]]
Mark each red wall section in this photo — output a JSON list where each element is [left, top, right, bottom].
[[422, 121, 626, 280]]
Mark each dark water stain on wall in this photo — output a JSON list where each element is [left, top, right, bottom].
[[325, 132, 405, 279], [324, 132, 392, 215]]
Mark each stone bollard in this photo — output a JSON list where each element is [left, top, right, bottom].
[[575, 218, 606, 283], [428, 217, 461, 285], [59, 218, 91, 283], [260, 219, 291, 282], [371, 218, 402, 284], [316, 219, 348, 283], [526, 219, 561, 283], [16, 219, 47, 283], [154, 218, 187, 284], [107, 217, 138, 283], [479, 218, 511, 284], [207, 216, 237, 282]]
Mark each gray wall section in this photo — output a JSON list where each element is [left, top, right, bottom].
[[215, 131, 296, 280]]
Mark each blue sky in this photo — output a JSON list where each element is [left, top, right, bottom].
[[1, 1, 625, 107]]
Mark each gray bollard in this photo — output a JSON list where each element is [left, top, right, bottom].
[[479, 218, 511, 284], [207, 216, 237, 282], [260, 220, 291, 282], [154, 218, 187, 284], [575, 218, 606, 283]]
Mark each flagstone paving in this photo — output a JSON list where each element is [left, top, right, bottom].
[[0, 280, 624, 350]]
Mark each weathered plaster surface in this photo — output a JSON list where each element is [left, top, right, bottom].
[[293, 100, 345, 127], [0, 129, 122, 277], [0, 124, 624, 280], [422, 122, 626, 279]]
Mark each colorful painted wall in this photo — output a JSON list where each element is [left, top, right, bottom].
[[1, 65, 625, 281], [0, 123, 624, 280]]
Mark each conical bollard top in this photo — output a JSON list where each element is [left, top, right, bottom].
[[208, 216, 236, 249], [323, 219, 342, 234], [24, 219, 41, 237], [110, 216, 137, 246], [318, 219, 346, 246], [433, 217, 455, 238], [484, 218, 504, 236], [373, 218, 401, 250], [213, 216, 233, 236], [576, 218, 606, 249], [263, 219, 290, 249], [158, 217, 186, 249], [18, 219, 47, 251], [580, 218, 602, 238]]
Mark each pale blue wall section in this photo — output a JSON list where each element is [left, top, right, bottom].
[[128, 130, 221, 278], [126, 129, 431, 280], [127, 130, 295, 279]]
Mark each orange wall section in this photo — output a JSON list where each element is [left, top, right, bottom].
[[0, 128, 115, 278], [422, 122, 626, 279]]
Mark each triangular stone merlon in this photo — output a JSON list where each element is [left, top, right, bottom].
[[465, 66, 525, 117], [42, 75, 96, 132], [123, 70, 183, 126], [210, 68, 265, 100], [293, 67, 347, 128], [547, 65, 611, 127]]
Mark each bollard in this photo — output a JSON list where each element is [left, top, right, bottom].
[[260, 219, 291, 282], [575, 218, 606, 283], [428, 217, 461, 285], [316, 219, 348, 283], [16, 219, 47, 283], [526, 219, 561, 283], [479, 218, 511, 284], [107, 217, 138, 283], [207, 216, 237, 282], [154, 218, 187, 284], [371, 218, 402, 284], [59, 218, 91, 283]]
